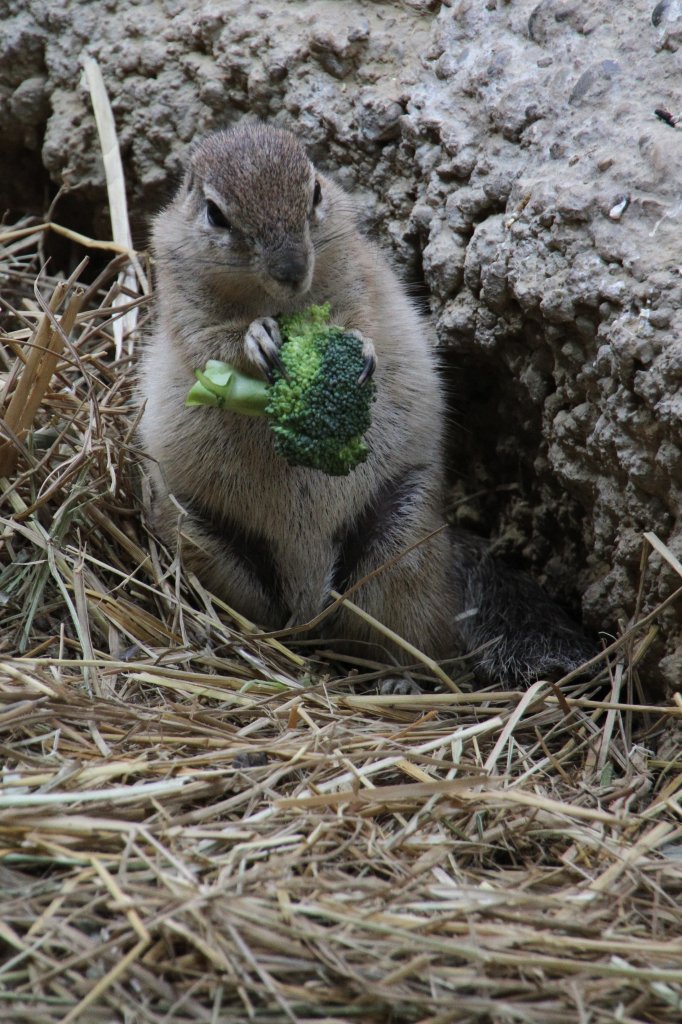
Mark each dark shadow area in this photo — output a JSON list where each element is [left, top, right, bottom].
[[41, 189, 111, 283], [1, 143, 111, 284], [439, 346, 590, 622], [0, 146, 53, 223], [0, 138, 165, 284]]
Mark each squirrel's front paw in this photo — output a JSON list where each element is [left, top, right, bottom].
[[346, 329, 377, 385], [244, 317, 285, 381]]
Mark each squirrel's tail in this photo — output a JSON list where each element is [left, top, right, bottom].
[[450, 529, 597, 686]]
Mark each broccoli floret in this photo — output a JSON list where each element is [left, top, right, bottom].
[[186, 304, 376, 476]]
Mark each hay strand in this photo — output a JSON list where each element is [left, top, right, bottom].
[[81, 56, 141, 356]]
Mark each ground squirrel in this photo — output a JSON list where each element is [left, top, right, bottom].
[[138, 122, 594, 685]]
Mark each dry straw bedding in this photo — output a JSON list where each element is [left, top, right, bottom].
[[1, 222, 682, 1024]]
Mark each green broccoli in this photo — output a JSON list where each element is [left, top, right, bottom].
[[186, 304, 376, 476]]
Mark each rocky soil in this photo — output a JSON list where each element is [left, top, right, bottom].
[[2, 0, 681, 686]]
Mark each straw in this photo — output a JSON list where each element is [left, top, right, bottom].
[[1, 223, 681, 1022]]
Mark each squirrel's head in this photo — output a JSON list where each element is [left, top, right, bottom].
[[168, 123, 328, 304]]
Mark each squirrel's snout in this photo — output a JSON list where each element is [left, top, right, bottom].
[[268, 250, 313, 294]]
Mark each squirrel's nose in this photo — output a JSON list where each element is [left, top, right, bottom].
[[269, 253, 310, 290]]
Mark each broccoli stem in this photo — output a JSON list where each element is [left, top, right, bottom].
[[186, 360, 269, 417]]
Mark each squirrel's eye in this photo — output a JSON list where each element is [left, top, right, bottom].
[[206, 200, 231, 230], [312, 180, 322, 208]]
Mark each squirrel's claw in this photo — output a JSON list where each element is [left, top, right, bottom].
[[267, 347, 289, 382], [379, 676, 422, 695], [358, 353, 376, 386], [244, 317, 287, 381], [347, 329, 377, 385]]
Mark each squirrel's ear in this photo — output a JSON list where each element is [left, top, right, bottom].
[[177, 160, 197, 196], [182, 139, 204, 193], [178, 138, 201, 193]]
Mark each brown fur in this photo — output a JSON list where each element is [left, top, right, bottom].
[[138, 123, 593, 684]]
